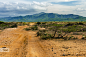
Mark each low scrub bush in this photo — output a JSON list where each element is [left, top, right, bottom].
[[63, 36, 78, 40], [40, 33, 53, 40], [65, 22, 84, 27], [24, 28, 31, 31], [82, 36, 86, 39], [42, 22, 46, 24], [30, 26, 38, 30], [11, 24, 17, 28], [24, 25, 38, 31], [36, 30, 47, 36], [36, 22, 41, 25], [36, 30, 53, 40]]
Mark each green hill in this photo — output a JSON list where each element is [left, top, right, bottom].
[[0, 12, 86, 22]]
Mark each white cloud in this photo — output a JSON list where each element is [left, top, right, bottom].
[[33, 1, 52, 6], [76, 8, 86, 11], [0, 1, 51, 17], [0, 0, 86, 17], [0, 1, 51, 11]]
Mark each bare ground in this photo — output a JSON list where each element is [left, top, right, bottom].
[[0, 25, 86, 57]]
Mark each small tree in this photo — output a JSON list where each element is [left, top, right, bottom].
[[36, 22, 41, 25], [49, 24, 63, 38]]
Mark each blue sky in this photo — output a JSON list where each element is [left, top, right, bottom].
[[0, 0, 86, 17]]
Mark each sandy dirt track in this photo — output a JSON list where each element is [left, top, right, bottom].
[[0, 25, 86, 57], [0, 25, 50, 57]]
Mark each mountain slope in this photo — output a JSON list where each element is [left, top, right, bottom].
[[0, 12, 86, 22]]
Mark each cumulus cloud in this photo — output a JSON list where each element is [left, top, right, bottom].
[[0, 0, 86, 17], [0, 1, 51, 17]]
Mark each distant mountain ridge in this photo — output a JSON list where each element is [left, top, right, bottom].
[[0, 12, 86, 22]]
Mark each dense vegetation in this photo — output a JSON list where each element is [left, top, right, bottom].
[[0, 12, 86, 22]]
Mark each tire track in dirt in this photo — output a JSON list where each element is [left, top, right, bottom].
[[0, 25, 50, 57], [9, 35, 28, 57], [8, 26, 29, 57], [26, 31, 48, 57], [0, 26, 29, 57]]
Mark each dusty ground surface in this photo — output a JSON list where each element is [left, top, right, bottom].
[[0, 25, 86, 57]]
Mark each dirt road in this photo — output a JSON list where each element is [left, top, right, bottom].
[[0, 25, 51, 57], [0, 25, 86, 57]]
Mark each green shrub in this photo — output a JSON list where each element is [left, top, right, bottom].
[[82, 36, 86, 39], [82, 28, 86, 31], [36, 30, 47, 36], [36, 22, 41, 25], [42, 22, 46, 24], [62, 25, 82, 33], [36, 30, 53, 40], [24, 26, 38, 31], [77, 22, 84, 25], [63, 36, 78, 40], [40, 34, 53, 40], [11, 24, 17, 28], [24, 28, 31, 31], [30, 26, 38, 30]]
